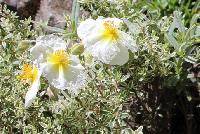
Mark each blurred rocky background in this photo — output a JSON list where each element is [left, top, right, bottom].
[[1, 0, 73, 28]]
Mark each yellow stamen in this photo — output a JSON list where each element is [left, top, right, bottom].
[[47, 50, 70, 70], [19, 64, 38, 84], [102, 21, 119, 41]]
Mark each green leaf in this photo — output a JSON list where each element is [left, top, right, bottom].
[[166, 11, 186, 50], [71, 0, 80, 33]]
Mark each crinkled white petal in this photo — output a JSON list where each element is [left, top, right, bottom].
[[82, 30, 103, 48], [24, 69, 42, 108], [118, 31, 138, 53], [78, 18, 123, 48], [86, 40, 119, 64], [78, 20, 103, 48], [36, 35, 67, 50], [103, 18, 123, 28], [30, 43, 52, 63], [43, 57, 86, 94], [30, 35, 67, 63], [109, 44, 129, 65], [63, 65, 86, 94], [43, 63, 59, 84], [77, 19, 97, 40], [70, 55, 81, 66], [25, 79, 40, 108]]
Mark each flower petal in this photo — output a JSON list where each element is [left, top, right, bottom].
[[82, 31, 103, 48], [87, 40, 119, 64], [118, 31, 138, 53], [63, 65, 86, 94], [30, 35, 67, 63], [70, 55, 82, 66], [43, 63, 59, 87], [77, 19, 97, 40], [109, 44, 129, 65], [43, 57, 86, 93], [25, 79, 40, 108], [103, 18, 123, 28]]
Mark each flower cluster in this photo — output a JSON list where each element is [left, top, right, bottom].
[[19, 18, 138, 108], [19, 35, 86, 107], [1, 1, 198, 133]]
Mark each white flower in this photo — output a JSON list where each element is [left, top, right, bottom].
[[77, 18, 138, 65], [30, 35, 86, 93], [18, 64, 41, 108]]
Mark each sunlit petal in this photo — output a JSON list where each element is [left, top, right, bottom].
[[87, 40, 119, 64], [77, 18, 97, 40], [118, 31, 138, 53], [25, 79, 40, 108], [109, 44, 129, 65], [19, 64, 42, 108], [30, 35, 67, 63], [103, 18, 123, 28]]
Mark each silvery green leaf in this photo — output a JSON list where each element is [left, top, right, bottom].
[[184, 56, 197, 64], [187, 95, 192, 101], [4, 33, 13, 40], [190, 14, 200, 27], [195, 26, 200, 37], [160, 0, 168, 8], [2, 41, 6, 49], [121, 128, 134, 134], [123, 19, 141, 35], [121, 73, 130, 82], [71, 0, 80, 30], [165, 33, 179, 50], [166, 11, 186, 50], [12, 60, 20, 65], [134, 126, 143, 134], [120, 112, 129, 119], [39, 122, 47, 129], [169, 11, 185, 34]]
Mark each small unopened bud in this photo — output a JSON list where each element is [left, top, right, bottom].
[[71, 43, 84, 55], [17, 40, 32, 52]]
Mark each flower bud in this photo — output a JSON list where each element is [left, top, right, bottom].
[[70, 43, 84, 55], [17, 40, 32, 52]]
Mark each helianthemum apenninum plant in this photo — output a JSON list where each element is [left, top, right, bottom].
[[0, 0, 199, 133]]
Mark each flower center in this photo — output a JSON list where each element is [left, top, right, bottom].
[[102, 21, 119, 41], [47, 50, 70, 69], [19, 64, 38, 84]]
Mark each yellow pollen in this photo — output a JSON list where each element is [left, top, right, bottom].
[[102, 21, 119, 41], [47, 50, 70, 70], [19, 64, 38, 84]]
